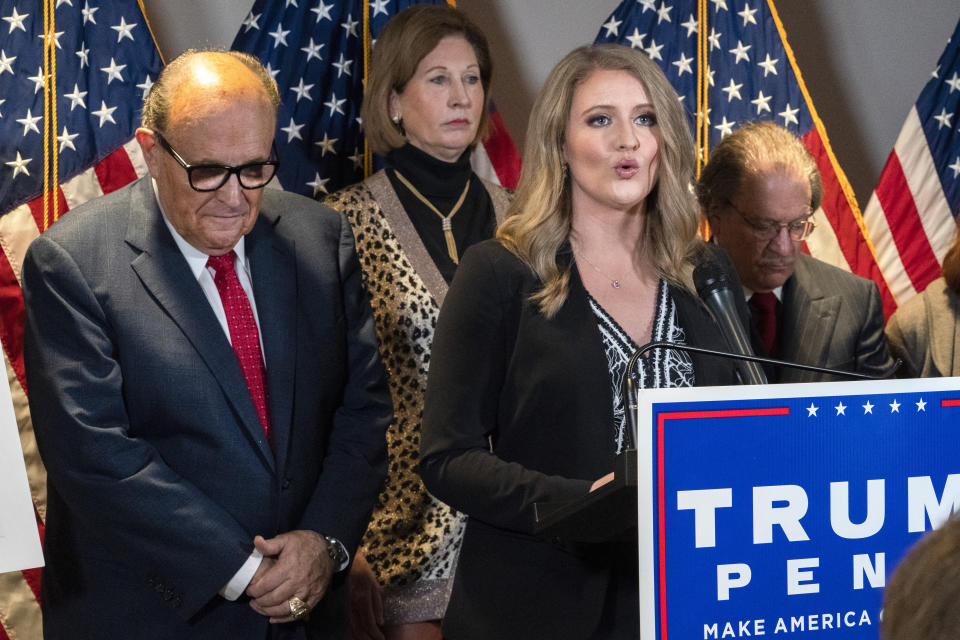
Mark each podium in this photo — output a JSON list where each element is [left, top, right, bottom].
[[533, 449, 637, 543]]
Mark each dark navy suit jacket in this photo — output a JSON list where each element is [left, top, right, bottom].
[[23, 177, 391, 639]]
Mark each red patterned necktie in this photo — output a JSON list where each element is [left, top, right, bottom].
[[207, 251, 271, 444], [749, 291, 779, 358]]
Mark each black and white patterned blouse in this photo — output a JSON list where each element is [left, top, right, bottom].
[[587, 279, 694, 453]]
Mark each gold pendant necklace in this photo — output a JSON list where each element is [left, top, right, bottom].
[[575, 250, 623, 289], [394, 170, 470, 265]]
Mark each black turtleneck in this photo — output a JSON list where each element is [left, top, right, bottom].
[[386, 143, 497, 283]]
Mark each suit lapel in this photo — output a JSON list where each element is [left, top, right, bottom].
[[780, 256, 840, 380], [125, 179, 275, 470], [246, 209, 297, 476]]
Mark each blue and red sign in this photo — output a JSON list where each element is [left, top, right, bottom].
[[636, 377, 960, 639]]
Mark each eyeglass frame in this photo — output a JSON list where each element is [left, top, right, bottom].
[[725, 199, 817, 242], [152, 131, 280, 193]]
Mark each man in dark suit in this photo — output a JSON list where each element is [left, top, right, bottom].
[[697, 121, 895, 382], [22, 50, 391, 638]]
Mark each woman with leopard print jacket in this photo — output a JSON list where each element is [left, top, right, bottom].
[[323, 6, 510, 640]]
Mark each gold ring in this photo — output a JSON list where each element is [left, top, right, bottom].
[[288, 596, 309, 620]]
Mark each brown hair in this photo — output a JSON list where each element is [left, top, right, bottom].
[[882, 515, 960, 640], [497, 44, 698, 318], [141, 49, 280, 133], [941, 215, 960, 294], [696, 121, 822, 215], [362, 4, 492, 155]]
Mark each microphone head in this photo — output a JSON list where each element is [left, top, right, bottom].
[[693, 258, 731, 300]]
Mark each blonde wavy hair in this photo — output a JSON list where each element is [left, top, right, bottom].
[[497, 44, 698, 318]]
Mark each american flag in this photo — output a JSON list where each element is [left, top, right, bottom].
[[231, 0, 520, 198], [862, 16, 960, 307], [595, 0, 896, 317], [0, 1, 161, 638]]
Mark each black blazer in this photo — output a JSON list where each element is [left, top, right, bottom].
[[23, 177, 391, 639], [420, 240, 741, 639]]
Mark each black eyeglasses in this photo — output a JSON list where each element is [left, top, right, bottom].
[[726, 200, 816, 242], [154, 132, 279, 192]]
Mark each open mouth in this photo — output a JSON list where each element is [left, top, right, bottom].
[[616, 159, 640, 178]]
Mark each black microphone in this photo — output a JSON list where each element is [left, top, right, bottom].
[[692, 259, 769, 385]]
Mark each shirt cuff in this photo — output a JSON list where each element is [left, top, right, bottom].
[[220, 548, 263, 601]]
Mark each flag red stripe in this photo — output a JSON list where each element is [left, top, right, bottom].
[[26, 189, 69, 234], [484, 109, 521, 190], [874, 152, 943, 295], [0, 247, 28, 393], [95, 146, 140, 195], [802, 129, 898, 317]]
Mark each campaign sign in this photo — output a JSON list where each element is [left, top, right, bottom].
[[635, 376, 960, 640]]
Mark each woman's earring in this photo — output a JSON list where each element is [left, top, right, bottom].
[[561, 162, 568, 181], [392, 114, 405, 135]]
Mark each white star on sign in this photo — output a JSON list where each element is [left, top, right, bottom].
[[806, 403, 818, 417], [834, 402, 846, 416], [862, 401, 874, 414], [889, 399, 901, 413], [916, 398, 927, 412]]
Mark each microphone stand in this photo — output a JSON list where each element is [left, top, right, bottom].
[[621, 342, 902, 451]]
